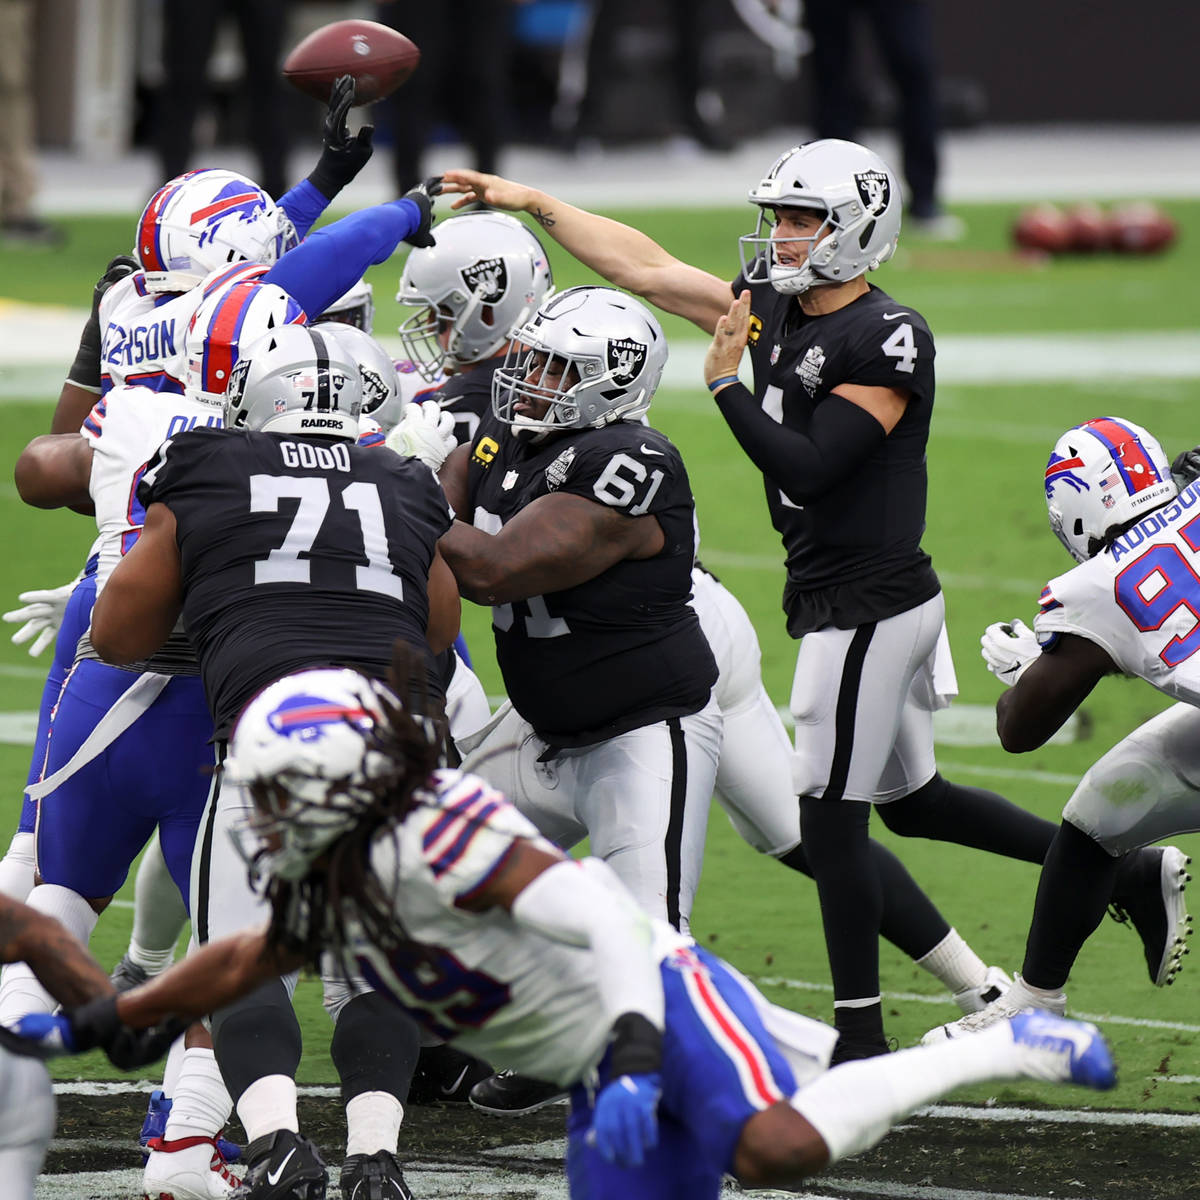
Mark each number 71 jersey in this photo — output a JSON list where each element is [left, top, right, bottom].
[[1035, 482, 1200, 703]]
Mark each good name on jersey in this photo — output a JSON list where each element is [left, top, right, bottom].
[[278, 440, 352, 472], [103, 319, 178, 367], [1110, 481, 1200, 563]]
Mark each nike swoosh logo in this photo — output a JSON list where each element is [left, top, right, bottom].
[[882, 311, 910, 320], [267, 1148, 296, 1186], [640, 444, 665, 456], [440, 1064, 471, 1096]]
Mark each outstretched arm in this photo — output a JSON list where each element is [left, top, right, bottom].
[[440, 169, 732, 334]]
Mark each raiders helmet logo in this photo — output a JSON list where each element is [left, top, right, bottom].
[[607, 338, 646, 386], [227, 357, 251, 405], [854, 170, 891, 216], [461, 257, 508, 304], [359, 365, 388, 412]]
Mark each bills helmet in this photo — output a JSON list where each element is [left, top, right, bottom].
[[135, 169, 298, 295], [492, 285, 666, 438], [184, 279, 307, 408], [310, 321, 402, 431], [397, 211, 554, 380], [318, 277, 375, 333], [225, 324, 363, 440], [738, 140, 901, 295], [225, 668, 396, 881], [1045, 416, 1177, 562]]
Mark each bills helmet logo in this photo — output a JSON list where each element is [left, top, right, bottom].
[[191, 180, 268, 246], [266, 695, 372, 743], [461, 257, 508, 304], [854, 170, 891, 216], [1044, 450, 1089, 498], [607, 338, 646, 385]]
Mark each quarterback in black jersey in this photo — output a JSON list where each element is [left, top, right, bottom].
[[92, 321, 459, 1199], [441, 142, 1063, 1059]]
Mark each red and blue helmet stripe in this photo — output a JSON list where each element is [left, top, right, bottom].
[[1078, 417, 1164, 496], [136, 175, 194, 273], [197, 281, 305, 396]]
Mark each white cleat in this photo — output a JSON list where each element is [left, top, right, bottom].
[[143, 1135, 240, 1200], [924, 974, 1065, 1045], [952, 965, 1013, 1015], [1110, 846, 1192, 986]]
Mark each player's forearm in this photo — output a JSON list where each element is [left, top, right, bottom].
[[89, 577, 179, 665], [116, 931, 288, 1028], [51, 381, 103, 436], [0, 900, 113, 1008], [14, 435, 93, 509]]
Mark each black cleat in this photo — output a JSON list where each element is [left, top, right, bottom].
[[339, 1150, 413, 1200], [406, 1043, 493, 1105], [230, 1129, 327, 1199], [1109, 846, 1192, 986], [468, 1070, 568, 1116], [829, 1034, 895, 1066]]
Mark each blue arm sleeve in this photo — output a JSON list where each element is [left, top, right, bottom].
[[277, 178, 330, 241], [263, 199, 422, 320]]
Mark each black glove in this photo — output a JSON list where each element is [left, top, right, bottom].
[[1171, 446, 1200, 489], [67, 254, 140, 390], [307, 74, 375, 201], [66, 995, 186, 1070], [402, 177, 443, 249]]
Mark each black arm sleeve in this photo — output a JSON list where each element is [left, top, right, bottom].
[[713, 382, 888, 505]]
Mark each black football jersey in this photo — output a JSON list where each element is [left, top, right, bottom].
[[463, 414, 717, 745], [433, 359, 500, 447], [139, 428, 454, 738], [736, 275, 941, 632]]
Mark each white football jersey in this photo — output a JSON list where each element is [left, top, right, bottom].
[[80, 385, 221, 590], [98, 263, 267, 394], [1035, 482, 1200, 704], [343, 768, 687, 1086]]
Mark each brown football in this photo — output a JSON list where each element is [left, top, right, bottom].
[[1011, 204, 1072, 255], [1064, 202, 1111, 253], [1108, 202, 1178, 254], [283, 19, 419, 106]]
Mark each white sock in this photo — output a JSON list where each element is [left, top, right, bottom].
[[792, 1022, 1020, 1162], [128, 836, 188, 971], [163, 1047, 232, 1141], [0, 884, 99, 1023], [344, 1091, 403, 1157], [0, 830, 36, 902], [161, 1035, 187, 1099], [236, 1075, 299, 1143], [914, 928, 989, 994]]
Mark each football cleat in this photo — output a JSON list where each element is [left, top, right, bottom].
[[229, 1130, 326, 1200], [1108, 846, 1192, 986], [139, 1090, 242, 1165], [111, 954, 151, 993], [406, 1043, 494, 1105], [924, 975, 1065, 1044], [468, 1070, 569, 1116], [952, 965, 1013, 1015], [1006, 1009, 1117, 1090], [829, 1033, 895, 1066], [339, 1150, 413, 1200], [142, 1134, 241, 1200]]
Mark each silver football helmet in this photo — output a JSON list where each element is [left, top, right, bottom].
[[318, 277, 375, 333], [309, 321, 403, 432], [1045, 417, 1176, 562], [738, 140, 901, 295], [492, 285, 666, 438], [224, 324, 363, 440], [396, 211, 554, 380], [225, 668, 395, 881]]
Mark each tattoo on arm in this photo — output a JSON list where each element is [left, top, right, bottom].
[[530, 207, 556, 229]]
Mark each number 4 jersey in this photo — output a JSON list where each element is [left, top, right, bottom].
[[138, 427, 454, 737], [1035, 480, 1200, 703]]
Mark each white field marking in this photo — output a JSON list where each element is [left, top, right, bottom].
[[0, 663, 52, 680], [752, 975, 1200, 1034], [0, 711, 38, 745], [930, 759, 1082, 787]]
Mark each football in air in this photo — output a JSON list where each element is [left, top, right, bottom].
[[1011, 203, 1073, 256], [283, 19, 420, 106], [1108, 202, 1178, 254]]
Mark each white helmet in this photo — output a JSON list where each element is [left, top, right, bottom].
[[184, 279, 307, 408], [135, 169, 298, 295], [396, 211, 554, 380], [318, 277, 375, 333], [738, 140, 901, 295], [310, 321, 402, 431], [225, 668, 394, 881], [225, 324, 363, 440], [1045, 417, 1176, 562], [492, 285, 666, 437]]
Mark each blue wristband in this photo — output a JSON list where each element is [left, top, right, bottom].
[[707, 375, 740, 393]]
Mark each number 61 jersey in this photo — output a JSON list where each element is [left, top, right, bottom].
[[138, 427, 454, 737], [1035, 481, 1200, 703]]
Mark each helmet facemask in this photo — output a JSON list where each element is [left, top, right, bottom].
[[738, 205, 830, 295]]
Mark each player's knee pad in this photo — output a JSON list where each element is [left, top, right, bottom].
[[210, 977, 303, 1101], [321, 966, 370, 1024], [1064, 751, 1187, 855], [330, 991, 421, 1102]]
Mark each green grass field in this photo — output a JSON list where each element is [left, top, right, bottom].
[[1, 201, 1197, 1112]]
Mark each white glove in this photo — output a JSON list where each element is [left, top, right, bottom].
[[3, 579, 78, 658], [980, 618, 1041, 687], [384, 400, 457, 471]]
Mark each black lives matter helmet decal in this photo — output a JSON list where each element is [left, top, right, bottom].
[[460, 257, 509, 304], [606, 338, 646, 386], [854, 170, 891, 216]]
